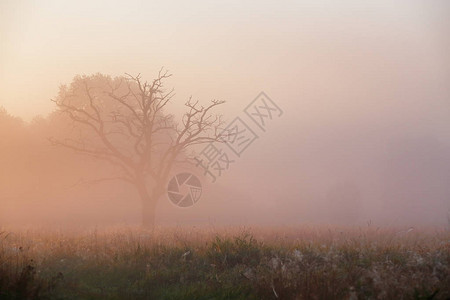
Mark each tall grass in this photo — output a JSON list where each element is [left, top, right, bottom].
[[0, 226, 449, 299]]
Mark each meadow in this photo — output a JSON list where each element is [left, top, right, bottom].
[[0, 226, 448, 299]]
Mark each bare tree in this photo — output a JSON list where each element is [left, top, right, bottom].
[[50, 70, 225, 228]]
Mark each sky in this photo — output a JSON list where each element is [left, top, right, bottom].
[[1, 0, 448, 120], [1, 0, 449, 226]]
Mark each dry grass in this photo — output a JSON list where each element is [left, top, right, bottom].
[[0, 225, 449, 299]]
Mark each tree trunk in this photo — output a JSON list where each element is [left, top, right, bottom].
[[141, 195, 157, 229], [136, 177, 163, 229]]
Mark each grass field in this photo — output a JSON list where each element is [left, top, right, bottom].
[[0, 226, 449, 299]]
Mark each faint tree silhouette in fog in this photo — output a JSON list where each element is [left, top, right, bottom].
[[381, 136, 450, 225], [50, 70, 225, 228], [326, 181, 362, 225]]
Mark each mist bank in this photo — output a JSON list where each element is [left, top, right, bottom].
[[1, 103, 449, 228]]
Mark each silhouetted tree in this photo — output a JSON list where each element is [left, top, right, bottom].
[[50, 70, 225, 228]]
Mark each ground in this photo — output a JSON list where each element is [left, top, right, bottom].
[[0, 226, 449, 299]]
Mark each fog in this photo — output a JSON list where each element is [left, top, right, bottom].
[[0, 0, 449, 228]]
